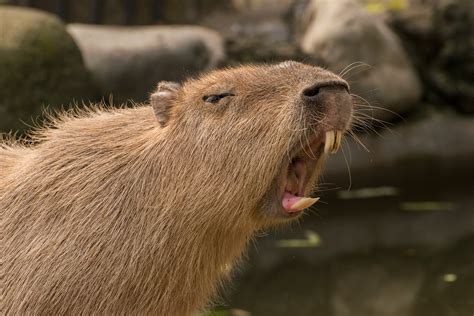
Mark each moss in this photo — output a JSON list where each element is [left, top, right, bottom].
[[0, 6, 98, 132]]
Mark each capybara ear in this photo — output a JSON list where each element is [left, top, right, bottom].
[[150, 81, 181, 127]]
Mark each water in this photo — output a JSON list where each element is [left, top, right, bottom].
[[221, 182, 474, 316]]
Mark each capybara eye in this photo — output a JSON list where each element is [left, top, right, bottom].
[[202, 93, 235, 104], [203, 95, 220, 103]]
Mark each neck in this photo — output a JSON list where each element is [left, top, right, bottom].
[[104, 110, 261, 314], [130, 175, 257, 314]]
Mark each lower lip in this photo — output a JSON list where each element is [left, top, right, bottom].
[[283, 209, 303, 216]]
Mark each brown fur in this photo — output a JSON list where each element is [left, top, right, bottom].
[[1, 61, 351, 315]]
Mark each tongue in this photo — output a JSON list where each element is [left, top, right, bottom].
[[282, 192, 320, 213]]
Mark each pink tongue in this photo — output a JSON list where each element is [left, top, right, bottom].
[[282, 191, 303, 213]]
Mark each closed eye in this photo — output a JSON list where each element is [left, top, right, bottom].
[[202, 93, 235, 104]]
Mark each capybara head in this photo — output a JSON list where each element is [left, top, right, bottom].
[[150, 61, 352, 226]]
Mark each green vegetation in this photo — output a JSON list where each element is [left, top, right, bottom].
[[362, 0, 408, 13]]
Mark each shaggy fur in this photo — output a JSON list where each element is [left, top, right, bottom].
[[1, 62, 351, 315]]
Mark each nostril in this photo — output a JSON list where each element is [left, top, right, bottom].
[[302, 86, 321, 98], [302, 81, 350, 101]]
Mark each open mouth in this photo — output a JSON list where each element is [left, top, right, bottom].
[[281, 130, 343, 215]]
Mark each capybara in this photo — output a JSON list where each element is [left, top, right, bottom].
[[1, 61, 353, 315]]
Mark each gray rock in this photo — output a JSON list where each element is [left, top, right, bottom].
[[388, 0, 474, 113], [324, 111, 474, 187], [199, 6, 300, 65], [0, 7, 96, 133], [229, 17, 291, 44], [67, 24, 225, 103], [232, 0, 294, 13], [12, 0, 230, 25], [299, 0, 422, 121]]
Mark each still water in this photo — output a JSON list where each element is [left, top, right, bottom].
[[221, 181, 474, 316]]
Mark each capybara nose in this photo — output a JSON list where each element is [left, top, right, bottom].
[[301, 80, 350, 102]]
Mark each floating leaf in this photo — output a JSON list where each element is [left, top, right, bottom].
[[443, 273, 457, 282], [400, 202, 455, 212], [338, 186, 399, 199], [276, 230, 321, 248], [230, 309, 251, 316]]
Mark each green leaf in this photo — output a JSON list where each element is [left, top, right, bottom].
[[276, 230, 322, 248], [338, 186, 399, 199], [400, 202, 455, 212]]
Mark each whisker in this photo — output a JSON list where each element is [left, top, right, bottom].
[[342, 136, 352, 165], [299, 129, 314, 160], [348, 130, 370, 153], [341, 64, 372, 81], [351, 94, 406, 122], [341, 142, 352, 191], [352, 112, 393, 132], [339, 61, 362, 77], [350, 116, 379, 134], [339, 62, 372, 79], [304, 129, 318, 160], [314, 186, 341, 193], [284, 105, 305, 161]]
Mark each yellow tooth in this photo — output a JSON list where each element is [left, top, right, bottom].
[[324, 131, 335, 154], [291, 197, 320, 211], [332, 130, 342, 153]]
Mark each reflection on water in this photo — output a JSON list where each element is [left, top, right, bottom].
[[221, 182, 474, 316]]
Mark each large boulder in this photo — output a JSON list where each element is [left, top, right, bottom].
[[5, 0, 231, 25], [388, 0, 474, 113], [324, 111, 474, 187], [0, 6, 96, 133], [198, 4, 322, 67], [67, 24, 225, 103], [299, 0, 422, 121]]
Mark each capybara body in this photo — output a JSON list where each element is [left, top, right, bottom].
[[1, 61, 352, 314]]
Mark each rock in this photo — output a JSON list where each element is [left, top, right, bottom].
[[232, 0, 294, 13], [0, 7, 96, 133], [388, 0, 474, 113], [225, 37, 322, 66], [10, 0, 231, 25], [198, 0, 320, 67], [67, 24, 225, 103], [198, 5, 300, 65], [229, 16, 291, 44], [299, 0, 422, 121], [324, 111, 474, 187]]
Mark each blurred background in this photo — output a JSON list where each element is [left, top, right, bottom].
[[0, 0, 473, 315]]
